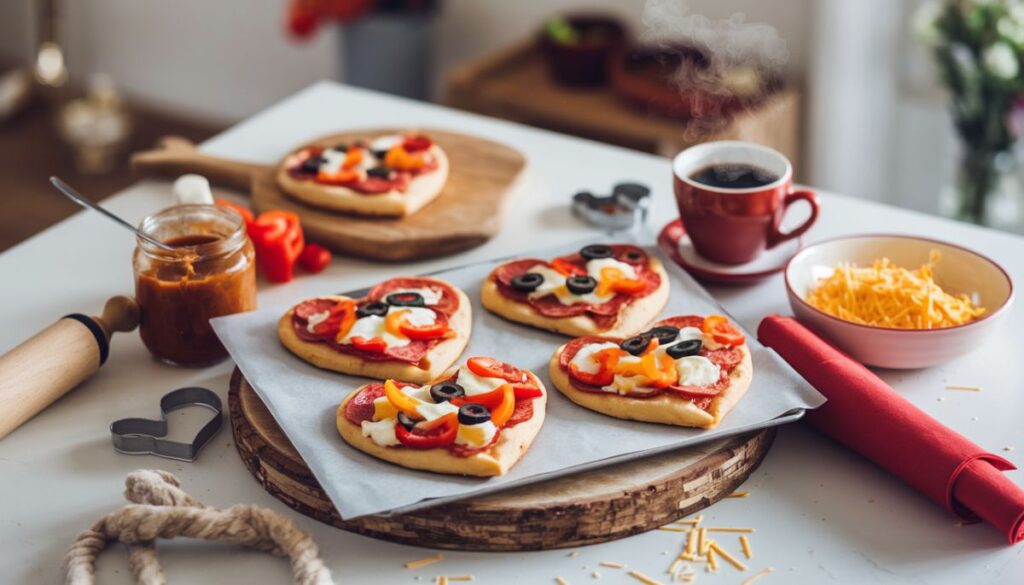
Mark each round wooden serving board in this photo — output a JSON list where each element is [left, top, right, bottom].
[[229, 369, 774, 551], [131, 129, 527, 261]]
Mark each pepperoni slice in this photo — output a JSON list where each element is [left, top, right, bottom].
[[343, 383, 386, 425], [294, 298, 337, 319], [654, 316, 705, 330], [703, 347, 744, 372]]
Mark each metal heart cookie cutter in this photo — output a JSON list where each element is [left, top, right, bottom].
[[572, 182, 651, 231], [110, 387, 223, 462]]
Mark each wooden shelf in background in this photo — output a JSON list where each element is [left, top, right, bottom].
[[0, 96, 222, 252], [445, 41, 801, 167]]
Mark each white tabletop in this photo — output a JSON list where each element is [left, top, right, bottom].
[[2, 81, 1022, 585]]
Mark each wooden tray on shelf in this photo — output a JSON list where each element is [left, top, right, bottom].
[[229, 368, 774, 551]]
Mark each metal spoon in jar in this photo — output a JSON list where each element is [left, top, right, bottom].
[[49, 176, 178, 252]]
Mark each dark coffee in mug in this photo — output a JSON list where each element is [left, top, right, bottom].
[[689, 163, 780, 189]]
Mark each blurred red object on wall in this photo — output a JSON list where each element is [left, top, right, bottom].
[[287, 0, 374, 38]]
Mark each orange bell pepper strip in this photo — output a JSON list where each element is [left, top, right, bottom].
[[384, 309, 409, 337], [414, 412, 457, 432], [568, 347, 622, 386], [316, 168, 362, 185], [595, 266, 647, 297], [489, 384, 516, 427], [642, 349, 679, 388], [385, 145, 426, 171], [342, 146, 364, 170], [383, 379, 423, 419], [327, 300, 356, 341], [702, 314, 746, 346]]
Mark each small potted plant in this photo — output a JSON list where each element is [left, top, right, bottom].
[[915, 0, 1024, 227], [539, 14, 626, 87]]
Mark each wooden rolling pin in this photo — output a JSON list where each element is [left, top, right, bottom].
[[0, 296, 139, 439]]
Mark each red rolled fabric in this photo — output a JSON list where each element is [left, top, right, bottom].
[[758, 314, 1024, 544]]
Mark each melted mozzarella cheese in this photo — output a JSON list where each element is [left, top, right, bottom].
[[361, 418, 399, 447], [319, 148, 347, 174], [568, 342, 620, 374], [370, 135, 402, 152], [355, 149, 378, 171], [456, 367, 507, 396], [338, 306, 437, 348], [403, 384, 431, 403], [415, 400, 459, 422], [525, 265, 566, 299], [388, 287, 443, 306], [455, 420, 498, 447], [676, 355, 721, 386], [603, 374, 657, 395], [305, 310, 331, 334]]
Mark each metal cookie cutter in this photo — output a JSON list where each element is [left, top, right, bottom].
[[572, 182, 652, 232], [110, 387, 223, 462]]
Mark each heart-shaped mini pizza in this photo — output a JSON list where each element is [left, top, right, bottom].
[[481, 243, 670, 337], [549, 315, 752, 428], [481, 244, 671, 338], [279, 277, 470, 384], [337, 357, 547, 476], [276, 132, 448, 217]]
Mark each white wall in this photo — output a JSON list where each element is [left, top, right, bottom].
[[0, 0, 812, 124]]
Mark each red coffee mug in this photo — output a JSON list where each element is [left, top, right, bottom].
[[672, 141, 819, 265]]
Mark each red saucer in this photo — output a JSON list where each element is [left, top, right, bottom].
[[656, 219, 802, 285]]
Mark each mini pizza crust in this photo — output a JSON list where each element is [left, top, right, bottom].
[[480, 258, 670, 338], [278, 280, 471, 384], [276, 145, 449, 217], [548, 341, 753, 429], [336, 372, 547, 476]]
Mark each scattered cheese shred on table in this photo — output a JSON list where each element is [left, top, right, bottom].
[[709, 542, 747, 572], [555, 577, 569, 585], [740, 535, 753, 559], [706, 548, 718, 571], [741, 567, 774, 585], [628, 570, 664, 585], [945, 385, 982, 392], [599, 561, 625, 569], [658, 526, 691, 533], [804, 250, 986, 329], [706, 527, 754, 533], [727, 491, 750, 498], [405, 554, 445, 569]]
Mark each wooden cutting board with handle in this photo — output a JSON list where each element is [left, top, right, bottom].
[[229, 369, 773, 551], [131, 130, 527, 261]]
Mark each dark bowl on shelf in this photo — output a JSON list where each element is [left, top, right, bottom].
[[538, 15, 626, 88], [609, 43, 780, 120]]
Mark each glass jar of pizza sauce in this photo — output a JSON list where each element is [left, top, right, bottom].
[[133, 205, 256, 366]]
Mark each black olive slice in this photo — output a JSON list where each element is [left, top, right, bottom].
[[511, 272, 545, 292], [666, 339, 703, 359], [385, 291, 426, 307], [646, 325, 680, 345], [298, 155, 325, 174], [430, 382, 465, 403], [580, 244, 614, 260], [366, 166, 391, 179], [623, 249, 646, 262], [360, 305, 391, 317], [397, 412, 418, 430], [371, 149, 389, 160], [620, 335, 649, 356], [566, 275, 597, 295], [458, 403, 492, 426]]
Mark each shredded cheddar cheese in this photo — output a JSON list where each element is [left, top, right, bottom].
[[405, 554, 445, 569], [627, 570, 663, 585], [741, 567, 774, 585], [740, 535, 753, 559], [804, 250, 985, 329]]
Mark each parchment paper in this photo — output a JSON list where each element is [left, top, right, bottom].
[[212, 243, 825, 519]]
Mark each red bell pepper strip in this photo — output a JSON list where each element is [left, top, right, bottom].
[[398, 320, 450, 341], [568, 347, 622, 386], [402, 135, 433, 153], [395, 414, 458, 449], [249, 210, 304, 283], [349, 336, 387, 353], [551, 257, 586, 277], [512, 384, 544, 400], [298, 243, 332, 274], [466, 357, 526, 383]]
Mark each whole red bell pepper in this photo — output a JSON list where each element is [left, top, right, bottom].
[[249, 210, 304, 283]]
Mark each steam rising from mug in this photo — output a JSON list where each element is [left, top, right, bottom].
[[641, 0, 789, 134]]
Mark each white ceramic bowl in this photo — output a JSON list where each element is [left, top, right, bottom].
[[785, 235, 1014, 369]]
